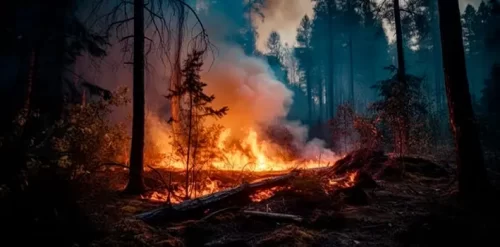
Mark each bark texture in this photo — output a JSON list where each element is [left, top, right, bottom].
[[437, 0, 489, 202], [125, 0, 146, 194]]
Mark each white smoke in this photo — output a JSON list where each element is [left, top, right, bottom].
[[201, 46, 293, 133], [200, 45, 338, 162]]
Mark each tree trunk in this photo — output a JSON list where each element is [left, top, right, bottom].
[[125, 0, 146, 194], [349, 34, 355, 112], [393, 0, 406, 78], [437, 0, 489, 202], [430, 0, 444, 113], [306, 61, 313, 125], [170, 4, 186, 137], [393, 0, 408, 154], [185, 90, 193, 199], [327, 1, 335, 120], [318, 74, 324, 125]]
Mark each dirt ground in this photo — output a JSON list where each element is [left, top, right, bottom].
[[77, 151, 500, 247]]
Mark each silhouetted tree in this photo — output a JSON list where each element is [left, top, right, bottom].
[[480, 64, 500, 161], [96, 0, 211, 195], [437, 0, 489, 202], [296, 15, 314, 124], [371, 67, 427, 155], [124, 0, 147, 194], [167, 50, 228, 199], [265, 32, 288, 83], [393, 0, 406, 79]]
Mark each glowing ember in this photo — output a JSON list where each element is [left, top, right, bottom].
[[327, 171, 359, 188], [141, 179, 226, 203], [142, 191, 169, 203], [250, 186, 287, 202]]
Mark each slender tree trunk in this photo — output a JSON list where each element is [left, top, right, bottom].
[[318, 76, 324, 126], [306, 61, 313, 125], [192, 119, 199, 198], [430, 0, 444, 113], [393, 0, 406, 78], [170, 5, 185, 136], [125, 0, 146, 194], [437, 0, 489, 202], [327, 1, 335, 120], [393, 0, 408, 154], [349, 34, 355, 112], [185, 91, 193, 199]]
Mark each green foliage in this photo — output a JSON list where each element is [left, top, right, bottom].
[[167, 50, 228, 198], [0, 87, 131, 201], [371, 67, 429, 154], [51, 87, 131, 180], [265, 32, 289, 84], [167, 50, 228, 120]]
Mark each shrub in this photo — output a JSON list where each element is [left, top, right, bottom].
[[51, 86, 131, 181]]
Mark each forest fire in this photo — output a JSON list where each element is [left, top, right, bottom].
[[139, 120, 340, 203], [150, 127, 337, 172], [137, 44, 342, 202], [4, 0, 498, 245]]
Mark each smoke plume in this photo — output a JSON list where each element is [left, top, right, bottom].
[[201, 46, 293, 135], [252, 0, 314, 52], [76, 1, 338, 168], [200, 45, 337, 162]]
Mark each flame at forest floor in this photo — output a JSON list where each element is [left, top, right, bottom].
[[139, 169, 361, 204], [137, 118, 344, 203], [145, 114, 340, 173]]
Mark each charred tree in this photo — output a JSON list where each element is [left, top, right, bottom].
[[125, 0, 146, 194], [437, 0, 489, 202], [98, 0, 210, 195]]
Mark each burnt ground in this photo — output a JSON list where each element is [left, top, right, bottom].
[[79, 153, 500, 247]]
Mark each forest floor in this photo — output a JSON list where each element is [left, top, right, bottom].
[[80, 152, 500, 247]]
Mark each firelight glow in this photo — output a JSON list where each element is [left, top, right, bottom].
[[147, 124, 337, 172], [142, 46, 339, 173]]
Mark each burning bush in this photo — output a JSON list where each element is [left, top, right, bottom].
[[167, 50, 229, 198]]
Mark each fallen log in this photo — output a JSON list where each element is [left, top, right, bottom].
[[243, 210, 303, 222], [136, 170, 299, 224]]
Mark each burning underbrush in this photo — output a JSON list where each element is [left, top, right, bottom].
[[123, 111, 342, 203], [134, 149, 390, 208], [133, 150, 392, 220], [144, 114, 339, 173], [87, 148, 466, 247]]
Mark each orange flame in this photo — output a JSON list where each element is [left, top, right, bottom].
[[146, 118, 337, 173], [327, 171, 358, 188]]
